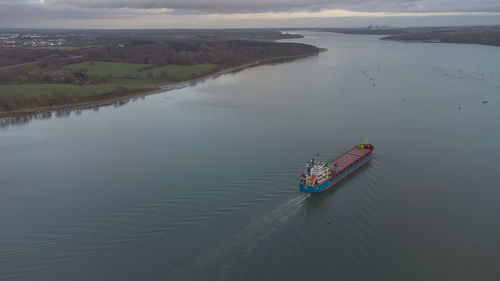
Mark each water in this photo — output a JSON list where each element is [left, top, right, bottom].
[[1, 31, 500, 281]]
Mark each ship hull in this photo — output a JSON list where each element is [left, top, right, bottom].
[[300, 153, 372, 194]]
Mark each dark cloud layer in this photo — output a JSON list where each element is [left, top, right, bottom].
[[43, 0, 500, 13], [0, 0, 499, 28]]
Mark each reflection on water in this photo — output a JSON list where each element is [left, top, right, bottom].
[[1, 111, 53, 128], [0, 97, 142, 128], [0, 56, 314, 129]]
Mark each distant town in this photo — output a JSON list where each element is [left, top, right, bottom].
[[0, 33, 71, 48]]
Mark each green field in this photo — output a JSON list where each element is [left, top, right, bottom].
[[58, 62, 151, 77], [0, 61, 221, 112], [58, 61, 219, 80], [0, 79, 161, 98], [138, 64, 220, 80]]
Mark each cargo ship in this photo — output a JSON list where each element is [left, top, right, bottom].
[[299, 140, 374, 194]]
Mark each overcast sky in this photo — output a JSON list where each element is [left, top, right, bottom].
[[1, 0, 499, 28]]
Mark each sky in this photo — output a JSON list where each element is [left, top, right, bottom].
[[0, 0, 499, 29]]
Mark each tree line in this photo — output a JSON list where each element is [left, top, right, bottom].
[[83, 40, 319, 66]]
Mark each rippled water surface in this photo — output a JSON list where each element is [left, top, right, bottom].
[[1, 31, 500, 281]]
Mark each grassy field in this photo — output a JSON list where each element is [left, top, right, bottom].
[[57, 61, 219, 80], [0, 62, 220, 98], [0, 79, 161, 98], [138, 64, 219, 79], [57, 62, 151, 77], [0, 61, 222, 112]]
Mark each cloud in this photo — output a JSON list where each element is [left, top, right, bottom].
[[0, 1, 151, 28], [1, 0, 500, 28], [46, 0, 351, 12], [42, 0, 500, 13]]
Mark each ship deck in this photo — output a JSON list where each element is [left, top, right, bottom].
[[328, 147, 372, 173]]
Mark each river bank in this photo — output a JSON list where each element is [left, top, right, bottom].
[[0, 49, 325, 117]]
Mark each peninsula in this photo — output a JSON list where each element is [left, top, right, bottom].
[[0, 29, 319, 116]]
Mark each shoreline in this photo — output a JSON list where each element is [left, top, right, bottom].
[[380, 37, 500, 47], [0, 49, 326, 118]]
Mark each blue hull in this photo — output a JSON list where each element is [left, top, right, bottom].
[[299, 153, 372, 194]]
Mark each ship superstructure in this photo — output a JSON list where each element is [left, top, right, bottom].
[[300, 141, 374, 194]]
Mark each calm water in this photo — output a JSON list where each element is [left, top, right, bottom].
[[1, 31, 500, 281]]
